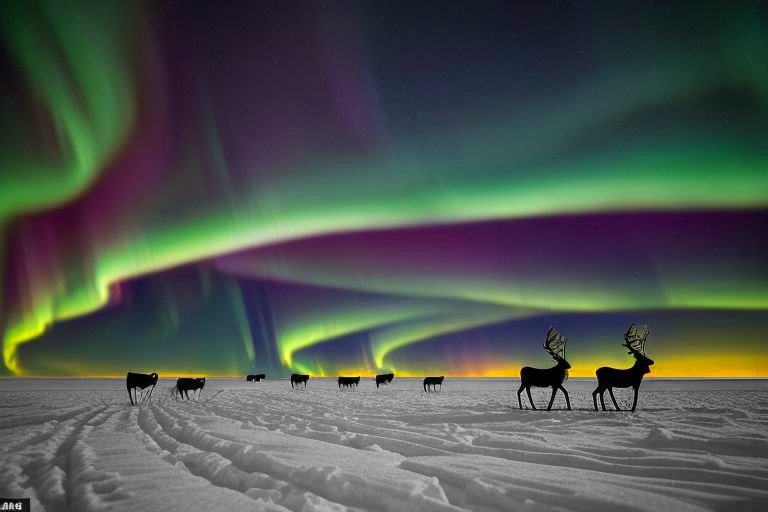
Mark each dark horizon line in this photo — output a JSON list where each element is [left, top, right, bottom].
[[1, 376, 767, 380]]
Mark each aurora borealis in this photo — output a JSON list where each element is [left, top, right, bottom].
[[1, 1, 767, 377]]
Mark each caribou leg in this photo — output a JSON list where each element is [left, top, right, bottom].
[[607, 388, 621, 411], [128, 386, 135, 406], [546, 386, 558, 411], [599, 390, 607, 411], [525, 386, 536, 410], [559, 385, 571, 410], [145, 384, 155, 404], [592, 388, 599, 411], [517, 384, 525, 409], [630, 386, 639, 412]]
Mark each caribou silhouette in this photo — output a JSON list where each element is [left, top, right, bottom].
[[593, 324, 654, 412], [246, 374, 265, 382], [126, 372, 158, 406], [423, 376, 444, 392], [338, 376, 360, 389], [375, 373, 394, 388], [174, 377, 206, 400], [290, 373, 309, 388], [518, 326, 571, 410]]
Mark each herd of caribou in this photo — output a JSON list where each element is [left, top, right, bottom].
[[126, 323, 654, 412]]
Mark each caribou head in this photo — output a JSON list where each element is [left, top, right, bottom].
[[623, 323, 654, 372], [544, 326, 571, 369]]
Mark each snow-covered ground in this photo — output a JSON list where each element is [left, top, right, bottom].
[[1, 378, 767, 511]]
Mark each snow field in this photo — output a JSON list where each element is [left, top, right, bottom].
[[1, 378, 767, 511]]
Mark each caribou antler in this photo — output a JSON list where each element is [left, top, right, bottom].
[[544, 326, 567, 360], [623, 323, 649, 354]]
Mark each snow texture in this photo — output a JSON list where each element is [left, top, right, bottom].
[[1, 378, 767, 511]]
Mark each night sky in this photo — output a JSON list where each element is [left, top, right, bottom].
[[1, 1, 767, 377]]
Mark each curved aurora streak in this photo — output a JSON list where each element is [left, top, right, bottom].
[[1, 1, 767, 376], [0, 1, 138, 221]]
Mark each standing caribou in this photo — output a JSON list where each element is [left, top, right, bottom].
[[126, 372, 158, 406], [338, 376, 360, 389], [173, 377, 206, 400], [518, 327, 571, 410], [290, 373, 310, 388], [423, 376, 444, 392], [376, 373, 394, 388], [593, 324, 654, 412]]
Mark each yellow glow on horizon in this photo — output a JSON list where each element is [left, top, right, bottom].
[[5, 353, 768, 379]]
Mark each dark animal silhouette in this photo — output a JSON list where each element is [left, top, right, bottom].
[[246, 374, 265, 382], [423, 376, 444, 392], [174, 377, 206, 400], [518, 326, 572, 410], [375, 373, 395, 388], [593, 324, 655, 412], [290, 373, 309, 388], [126, 372, 158, 405], [338, 376, 360, 389]]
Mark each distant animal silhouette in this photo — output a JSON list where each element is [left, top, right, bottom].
[[593, 323, 655, 412], [518, 326, 572, 410], [338, 376, 360, 389], [423, 376, 444, 392], [246, 374, 265, 382], [375, 373, 394, 388], [126, 372, 158, 406], [174, 377, 206, 400], [290, 373, 309, 388]]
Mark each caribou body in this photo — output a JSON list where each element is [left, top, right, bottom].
[[126, 372, 158, 406], [246, 374, 266, 382], [375, 373, 394, 388], [423, 376, 444, 392], [290, 374, 309, 388], [518, 326, 571, 410], [338, 376, 360, 389], [593, 324, 654, 412], [174, 377, 206, 400]]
